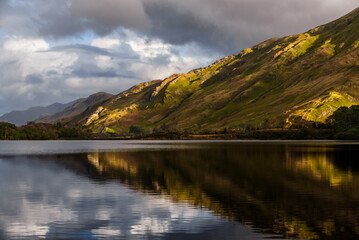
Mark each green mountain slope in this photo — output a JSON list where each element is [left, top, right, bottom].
[[74, 7, 359, 134]]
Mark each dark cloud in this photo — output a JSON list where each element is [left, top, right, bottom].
[[36, 2, 89, 39], [32, 0, 356, 54], [46, 70, 58, 76], [143, 2, 224, 48], [25, 74, 44, 84], [47, 43, 139, 59], [0, 0, 8, 7], [150, 54, 171, 66], [36, 0, 148, 39], [72, 68, 135, 79], [0, 0, 6, 7], [70, 0, 151, 35], [48, 44, 112, 56], [2, 0, 358, 53], [142, 0, 359, 53]]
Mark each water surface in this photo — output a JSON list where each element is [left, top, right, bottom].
[[0, 140, 359, 239]]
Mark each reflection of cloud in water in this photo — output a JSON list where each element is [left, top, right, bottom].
[[131, 217, 170, 235], [0, 156, 231, 239], [95, 209, 112, 221], [129, 200, 210, 236], [92, 227, 121, 236], [6, 201, 75, 237], [7, 223, 48, 238]]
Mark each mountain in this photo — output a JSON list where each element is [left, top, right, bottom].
[[63, 7, 359, 134], [36, 92, 113, 123], [0, 101, 75, 126]]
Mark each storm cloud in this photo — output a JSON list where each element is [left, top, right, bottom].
[[0, 0, 358, 114], [71, 0, 151, 32], [2, 0, 358, 52]]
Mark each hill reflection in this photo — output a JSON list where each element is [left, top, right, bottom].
[[82, 143, 359, 239]]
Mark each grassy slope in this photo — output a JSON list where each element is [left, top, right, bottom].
[[78, 7, 359, 134]]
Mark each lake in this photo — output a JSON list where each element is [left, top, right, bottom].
[[0, 140, 358, 239]]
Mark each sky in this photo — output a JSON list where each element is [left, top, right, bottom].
[[0, 0, 358, 114]]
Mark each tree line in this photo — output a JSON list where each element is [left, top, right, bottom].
[[328, 105, 359, 139], [0, 122, 91, 140]]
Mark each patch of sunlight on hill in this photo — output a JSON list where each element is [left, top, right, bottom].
[[289, 91, 359, 123]]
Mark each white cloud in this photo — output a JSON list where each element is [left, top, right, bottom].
[[94, 55, 113, 69], [126, 32, 171, 59], [3, 37, 48, 52], [0, 36, 79, 112], [91, 37, 121, 49], [0, 29, 218, 113]]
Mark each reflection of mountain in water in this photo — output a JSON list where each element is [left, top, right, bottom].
[[80, 144, 359, 240], [286, 146, 353, 187]]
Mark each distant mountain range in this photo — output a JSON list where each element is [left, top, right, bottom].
[[0, 101, 75, 126], [0, 92, 113, 126], [3, 7, 359, 134]]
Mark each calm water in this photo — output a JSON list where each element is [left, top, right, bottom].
[[0, 141, 359, 240]]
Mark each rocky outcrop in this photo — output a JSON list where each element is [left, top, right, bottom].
[[150, 74, 182, 100], [85, 107, 104, 125]]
